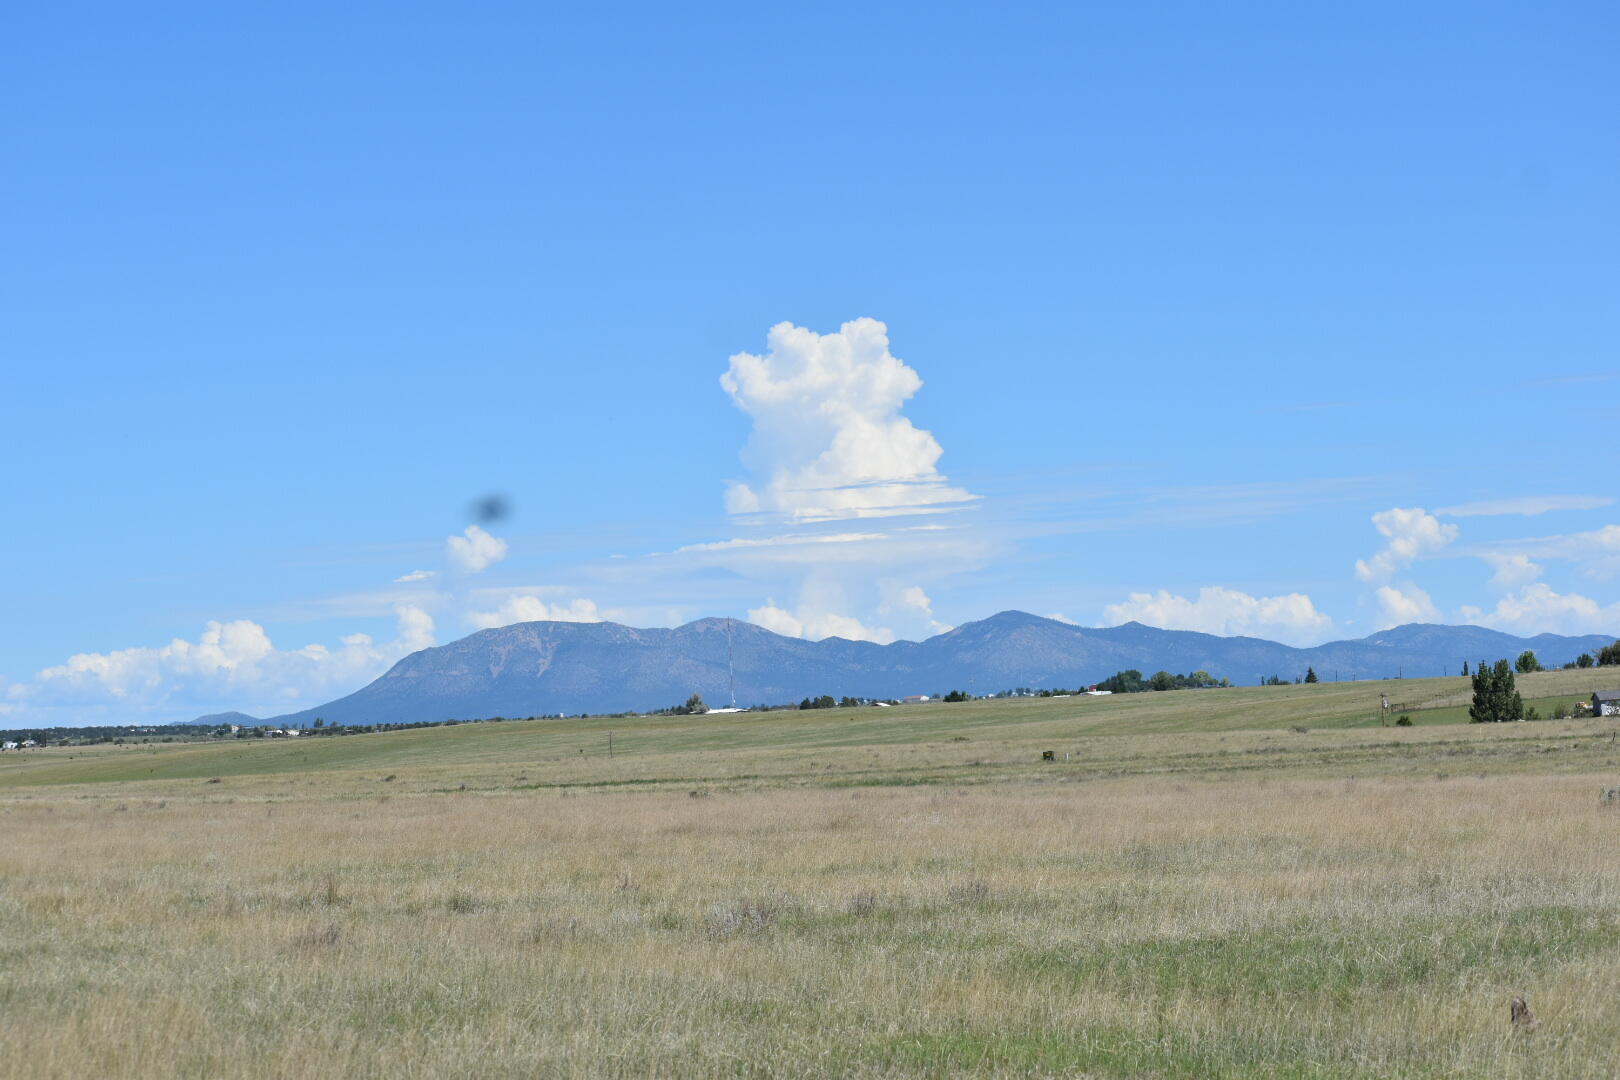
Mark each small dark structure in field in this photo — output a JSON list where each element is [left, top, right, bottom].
[[1593, 690, 1620, 717], [1041, 750, 1055, 762]]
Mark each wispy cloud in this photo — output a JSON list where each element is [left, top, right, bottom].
[[1469, 524, 1620, 582], [671, 532, 888, 555], [1437, 495, 1613, 518], [1002, 474, 1397, 538]]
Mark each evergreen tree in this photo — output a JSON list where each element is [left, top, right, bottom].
[[1470, 658, 1524, 723], [1304, 666, 1318, 683], [1576, 653, 1594, 669]]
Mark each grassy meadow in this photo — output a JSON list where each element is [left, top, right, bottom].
[[4, 671, 1620, 1078]]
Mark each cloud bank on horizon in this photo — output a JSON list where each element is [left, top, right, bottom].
[[6, 606, 435, 723]]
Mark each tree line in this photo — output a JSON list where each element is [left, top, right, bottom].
[[1096, 669, 1230, 693]]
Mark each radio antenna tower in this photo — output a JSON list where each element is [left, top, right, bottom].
[[726, 618, 738, 709]]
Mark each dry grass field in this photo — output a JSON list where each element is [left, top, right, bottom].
[[4, 677, 1620, 1078]]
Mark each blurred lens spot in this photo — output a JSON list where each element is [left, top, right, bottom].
[[471, 494, 510, 524]]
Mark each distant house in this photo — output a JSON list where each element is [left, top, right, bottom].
[[1085, 689, 1113, 696], [1594, 691, 1620, 718], [902, 695, 930, 704], [1, 741, 16, 751], [20, 739, 37, 748]]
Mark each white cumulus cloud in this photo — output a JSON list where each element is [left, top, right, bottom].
[[719, 318, 976, 522], [1465, 583, 1620, 636], [394, 569, 436, 583], [747, 600, 895, 644], [1482, 553, 1543, 590], [445, 525, 508, 574], [23, 605, 436, 718], [466, 595, 603, 630], [1372, 584, 1441, 626], [1354, 508, 1458, 583], [879, 583, 952, 637], [1103, 586, 1334, 646]]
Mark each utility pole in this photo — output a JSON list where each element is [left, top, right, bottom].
[[608, 731, 614, 758]]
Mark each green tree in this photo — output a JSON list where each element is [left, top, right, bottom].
[[1598, 641, 1620, 666], [1576, 653, 1595, 669], [1469, 658, 1524, 723], [1514, 650, 1542, 674], [1097, 669, 1144, 693], [1461, 661, 1469, 676], [684, 693, 708, 715], [943, 689, 970, 702], [1149, 670, 1175, 691], [1304, 666, 1318, 683]]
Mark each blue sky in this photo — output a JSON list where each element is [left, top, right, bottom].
[[4, 1, 1617, 724]]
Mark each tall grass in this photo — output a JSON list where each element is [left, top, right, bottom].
[[3, 763, 1619, 1077]]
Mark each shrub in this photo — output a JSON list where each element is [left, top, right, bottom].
[[1395, 715, 1413, 727]]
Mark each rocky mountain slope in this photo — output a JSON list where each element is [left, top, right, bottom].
[[254, 612, 1617, 726]]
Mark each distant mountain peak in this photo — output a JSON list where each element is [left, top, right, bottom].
[[184, 710, 260, 726], [246, 615, 1616, 728]]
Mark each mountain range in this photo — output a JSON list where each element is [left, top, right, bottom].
[[233, 613, 1619, 727]]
